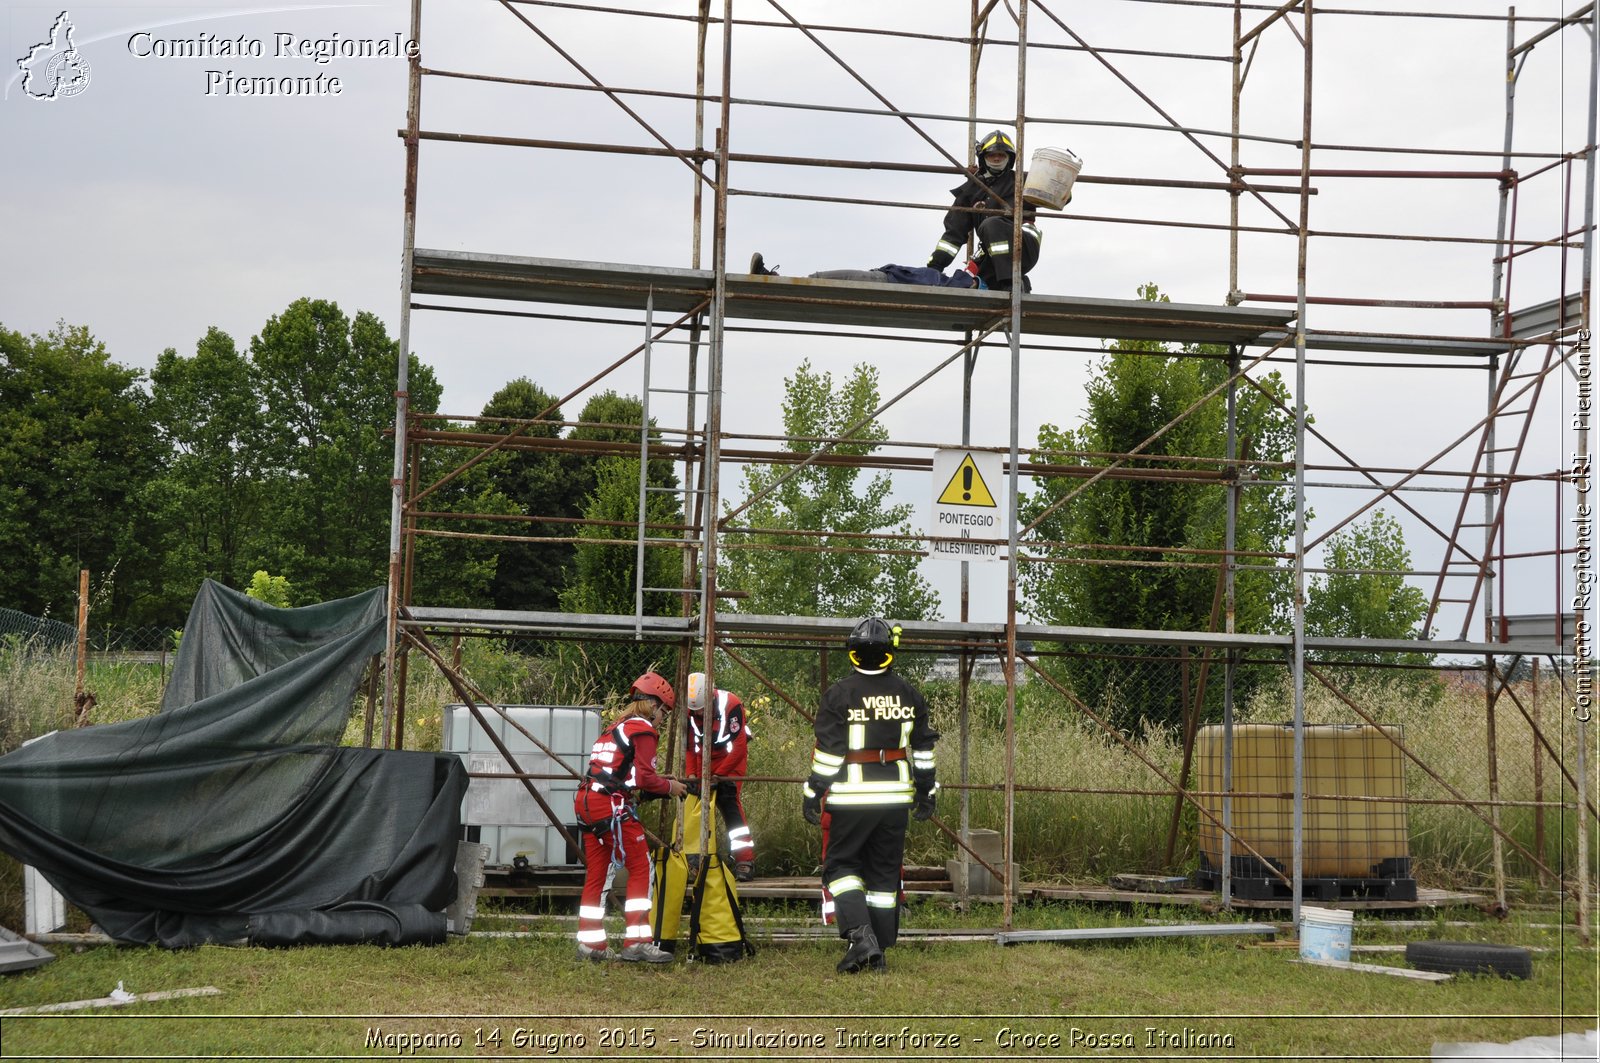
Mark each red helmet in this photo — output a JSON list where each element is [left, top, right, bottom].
[[629, 670, 676, 712]]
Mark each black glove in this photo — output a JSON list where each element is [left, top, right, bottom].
[[802, 792, 823, 826], [928, 248, 955, 271], [912, 792, 936, 821]]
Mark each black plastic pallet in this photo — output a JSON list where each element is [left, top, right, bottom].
[[1192, 867, 1418, 902]]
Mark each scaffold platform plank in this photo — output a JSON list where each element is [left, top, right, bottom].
[[400, 606, 1564, 658], [411, 250, 1297, 346], [995, 923, 1278, 946], [1258, 330, 1509, 360]]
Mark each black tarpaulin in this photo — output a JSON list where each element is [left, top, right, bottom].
[[0, 581, 466, 948]]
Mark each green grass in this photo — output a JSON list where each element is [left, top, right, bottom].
[[1, 903, 1593, 1058]]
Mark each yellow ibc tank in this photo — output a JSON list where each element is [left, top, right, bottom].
[[1195, 723, 1409, 879]]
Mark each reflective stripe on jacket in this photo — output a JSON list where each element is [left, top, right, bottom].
[[808, 668, 937, 808], [688, 688, 744, 757], [585, 715, 671, 797], [936, 168, 1039, 254]]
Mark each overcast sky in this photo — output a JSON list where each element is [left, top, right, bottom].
[[2, 1, 1594, 632]]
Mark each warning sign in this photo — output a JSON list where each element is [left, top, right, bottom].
[[937, 452, 999, 507], [929, 449, 1007, 564]]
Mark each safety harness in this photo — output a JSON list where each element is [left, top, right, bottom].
[[579, 717, 643, 866]]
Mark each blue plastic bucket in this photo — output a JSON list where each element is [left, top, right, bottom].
[[1299, 905, 1353, 962]]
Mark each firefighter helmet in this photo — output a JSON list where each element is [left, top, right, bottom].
[[846, 617, 901, 670], [629, 670, 676, 712], [976, 129, 1016, 174]]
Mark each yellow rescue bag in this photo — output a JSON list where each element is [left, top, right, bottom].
[[688, 852, 753, 964], [649, 843, 689, 953], [652, 795, 754, 963]]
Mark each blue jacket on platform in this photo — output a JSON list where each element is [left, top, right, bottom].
[[876, 264, 982, 289]]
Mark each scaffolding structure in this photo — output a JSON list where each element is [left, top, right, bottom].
[[384, 1, 1597, 929]]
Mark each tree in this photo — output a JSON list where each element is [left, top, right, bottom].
[[1305, 509, 1436, 685], [476, 378, 581, 613], [0, 322, 165, 623], [1017, 284, 1297, 731], [718, 360, 940, 693], [564, 391, 688, 612], [406, 418, 520, 610], [244, 570, 293, 607], [143, 327, 266, 612], [560, 456, 684, 618], [248, 299, 441, 603], [554, 393, 686, 697], [569, 389, 677, 479]]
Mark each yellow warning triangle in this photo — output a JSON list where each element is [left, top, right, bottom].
[[937, 453, 998, 507]]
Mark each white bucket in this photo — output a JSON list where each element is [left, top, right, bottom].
[[1298, 905, 1353, 962], [1022, 147, 1082, 209]]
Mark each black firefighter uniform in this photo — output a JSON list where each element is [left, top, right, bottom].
[[805, 667, 938, 948]]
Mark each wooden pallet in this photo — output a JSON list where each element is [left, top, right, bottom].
[[486, 868, 1483, 914], [1029, 884, 1483, 912]]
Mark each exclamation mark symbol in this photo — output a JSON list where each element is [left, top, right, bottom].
[[962, 465, 972, 501]]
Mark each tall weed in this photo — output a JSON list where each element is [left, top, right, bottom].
[[0, 637, 77, 754], [1, 635, 1590, 895]]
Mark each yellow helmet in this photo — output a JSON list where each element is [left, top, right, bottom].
[[976, 129, 1016, 174]]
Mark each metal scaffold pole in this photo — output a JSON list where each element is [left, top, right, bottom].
[[698, 0, 734, 824], [384, 0, 424, 751], [1289, 0, 1314, 928], [1575, 0, 1598, 944], [1002, 0, 1029, 935]]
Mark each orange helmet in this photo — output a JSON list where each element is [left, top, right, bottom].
[[629, 670, 676, 712]]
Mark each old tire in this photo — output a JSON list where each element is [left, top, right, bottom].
[[1405, 941, 1532, 979]]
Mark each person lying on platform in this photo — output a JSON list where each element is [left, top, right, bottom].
[[747, 252, 988, 290]]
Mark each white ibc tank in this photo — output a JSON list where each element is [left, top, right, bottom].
[[443, 704, 602, 868]]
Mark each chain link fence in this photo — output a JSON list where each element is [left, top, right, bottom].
[[0, 607, 75, 651], [0, 611, 177, 753], [0, 608, 177, 656], [394, 629, 1592, 897], [1, 609, 1588, 896]]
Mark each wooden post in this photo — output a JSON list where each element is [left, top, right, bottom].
[[73, 569, 94, 725], [1164, 651, 1197, 866], [1486, 654, 1507, 914], [1532, 658, 1545, 886]]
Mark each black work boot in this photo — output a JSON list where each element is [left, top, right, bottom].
[[836, 924, 884, 973], [750, 252, 779, 276]]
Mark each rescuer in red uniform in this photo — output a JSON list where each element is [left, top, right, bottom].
[[685, 671, 756, 881], [573, 670, 687, 963]]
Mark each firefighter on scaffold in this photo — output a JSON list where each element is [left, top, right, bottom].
[[803, 618, 939, 973], [573, 670, 687, 963], [926, 128, 1046, 293]]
